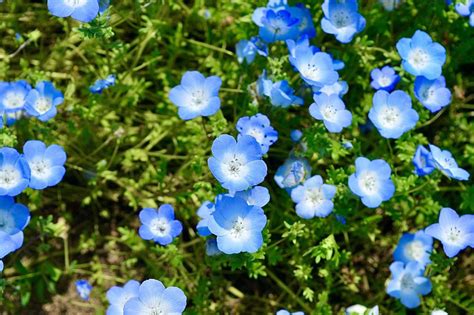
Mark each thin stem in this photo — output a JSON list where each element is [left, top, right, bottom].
[[266, 269, 312, 313]]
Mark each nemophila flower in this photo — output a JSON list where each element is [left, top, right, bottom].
[[289, 43, 339, 88], [25, 81, 63, 122], [455, 0, 474, 26], [370, 66, 400, 92], [47, 0, 99, 23], [287, 36, 344, 71], [310, 93, 352, 133], [206, 237, 222, 256], [0, 231, 17, 272], [0, 81, 31, 113], [76, 279, 92, 301], [348, 157, 395, 208], [253, 8, 299, 43], [412, 145, 435, 176], [345, 305, 379, 315], [396, 30, 446, 80], [208, 134, 267, 191], [387, 261, 432, 308], [414, 76, 451, 113], [0, 148, 30, 197], [0, 196, 30, 250], [369, 90, 419, 139], [22, 140, 67, 190], [290, 129, 303, 142], [379, 0, 401, 11], [236, 114, 278, 154], [233, 186, 270, 208], [207, 195, 267, 254], [274, 157, 311, 191], [90, 74, 116, 94], [196, 200, 214, 237], [287, 3, 316, 39], [106, 280, 140, 315], [138, 205, 183, 246], [321, 0, 366, 44], [168, 71, 221, 120], [291, 175, 336, 219], [270, 80, 304, 108], [429, 144, 470, 181], [393, 231, 433, 267], [276, 310, 304, 315], [123, 279, 187, 315], [343, 141, 353, 149], [425, 207, 474, 258], [236, 37, 268, 64], [315, 80, 349, 97]]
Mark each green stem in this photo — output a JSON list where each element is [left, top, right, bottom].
[[266, 269, 312, 313]]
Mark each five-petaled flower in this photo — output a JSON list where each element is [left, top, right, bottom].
[[138, 204, 183, 246], [393, 231, 433, 267], [291, 175, 337, 219]]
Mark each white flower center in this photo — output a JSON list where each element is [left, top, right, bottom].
[[34, 97, 52, 114], [378, 106, 401, 128], [150, 308, 164, 315], [4, 92, 25, 110], [408, 48, 429, 69], [331, 9, 352, 28], [247, 127, 265, 143], [0, 166, 21, 189], [400, 274, 416, 291], [404, 240, 425, 261], [358, 172, 378, 195], [149, 218, 170, 237], [321, 104, 338, 121], [30, 159, 51, 179], [230, 217, 247, 238], [301, 63, 321, 81], [222, 154, 247, 179], [421, 86, 436, 102], [438, 156, 457, 169], [0, 211, 15, 234], [445, 226, 463, 244], [305, 188, 324, 206], [64, 0, 88, 7], [378, 76, 392, 87]]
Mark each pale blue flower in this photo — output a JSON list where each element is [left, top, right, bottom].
[[291, 175, 336, 219], [138, 205, 183, 246], [76, 279, 93, 301], [321, 0, 366, 43], [48, 0, 99, 23], [274, 157, 311, 191], [310, 93, 352, 133], [106, 280, 140, 315], [414, 76, 451, 113], [370, 66, 400, 92], [236, 114, 278, 154], [429, 144, 469, 181], [393, 231, 433, 267], [412, 145, 435, 176]]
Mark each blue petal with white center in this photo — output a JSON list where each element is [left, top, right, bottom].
[[75, 279, 93, 301], [429, 144, 470, 181], [0, 147, 30, 196], [370, 66, 400, 92], [291, 175, 336, 219], [0, 81, 31, 113], [138, 204, 183, 246], [414, 76, 451, 113], [412, 145, 435, 176], [236, 114, 278, 154], [321, 0, 366, 44], [0, 196, 30, 250], [393, 231, 433, 267], [48, 0, 100, 23], [309, 93, 352, 133], [25, 81, 64, 122], [274, 157, 312, 191], [106, 280, 140, 315]]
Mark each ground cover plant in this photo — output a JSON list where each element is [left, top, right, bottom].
[[0, 0, 473, 314]]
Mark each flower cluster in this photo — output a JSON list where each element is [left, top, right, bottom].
[[0, 80, 63, 126], [0, 140, 66, 271], [106, 279, 187, 315]]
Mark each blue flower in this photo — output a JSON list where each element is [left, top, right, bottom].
[[47, 0, 100, 23], [196, 200, 214, 237], [425, 207, 474, 258], [345, 305, 379, 315], [287, 3, 316, 39], [379, 0, 401, 11], [455, 0, 474, 26], [393, 231, 433, 267], [348, 157, 395, 208], [0, 148, 30, 196], [291, 175, 336, 219], [290, 129, 303, 142], [208, 134, 267, 192], [315, 80, 349, 97], [257, 73, 304, 108], [386, 261, 432, 308], [274, 157, 311, 191], [4, 111, 24, 127], [370, 66, 400, 92], [75, 279, 93, 301], [289, 42, 339, 88], [236, 37, 268, 64], [310, 93, 352, 133], [287, 36, 345, 71], [343, 141, 353, 150], [396, 30, 446, 80], [0, 81, 31, 113], [22, 140, 67, 190], [276, 310, 304, 315], [0, 196, 30, 250], [168, 71, 221, 120], [429, 144, 470, 181], [90, 74, 116, 94], [138, 205, 183, 246], [25, 81, 64, 122], [205, 237, 222, 256], [414, 76, 451, 113], [236, 114, 278, 154], [106, 280, 140, 315], [0, 231, 17, 272], [412, 145, 435, 176], [207, 195, 267, 254], [321, 0, 366, 44], [254, 8, 300, 43], [123, 279, 187, 315], [369, 90, 419, 139]]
